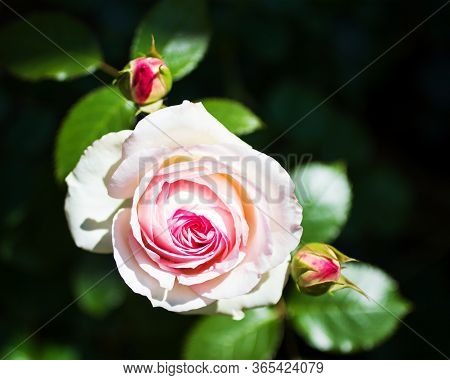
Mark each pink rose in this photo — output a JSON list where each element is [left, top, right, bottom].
[[65, 101, 302, 319], [291, 243, 360, 296], [116, 57, 172, 105], [294, 250, 340, 287]]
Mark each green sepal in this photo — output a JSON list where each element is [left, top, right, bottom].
[[114, 70, 132, 101], [303, 243, 357, 264], [290, 258, 317, 292], [138, 99, 165, 115], [149, 35, 163, 59], [328, 246, 358, 264], [329, 275, 368, 298], [290, 257, 317, 277], [159, 64, 173, 93], [300, 275, 367, 298], [300, 281, 336, 296]]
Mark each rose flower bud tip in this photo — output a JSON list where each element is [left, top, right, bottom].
[[291, 243, 365, 297], [116, 57, 172, 107]]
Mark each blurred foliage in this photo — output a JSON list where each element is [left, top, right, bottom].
[[0, 12, 102, 81], [0, 0, 449, 360], [202, 98, 264, 135], [292, 162, 352, 245], [4, 341, 80, 360], [72, 254, 128, 318], [287, 263, 411, 354], [131, 0, 210, 80], [183, 307, 283, 360], [55, 86, 135, 181]]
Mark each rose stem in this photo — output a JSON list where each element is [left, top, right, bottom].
[[99, 62, 120, 78]]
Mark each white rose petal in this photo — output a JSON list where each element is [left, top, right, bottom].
[[65, 130, 131, 253]]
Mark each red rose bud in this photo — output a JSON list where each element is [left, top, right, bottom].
[[291, 243, 365, 296], [116, 57, 172, 106]]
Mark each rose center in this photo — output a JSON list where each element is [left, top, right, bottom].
[[169, 209, 217, 251]]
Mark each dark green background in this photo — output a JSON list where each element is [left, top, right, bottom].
[[0, 0, 449, 359]]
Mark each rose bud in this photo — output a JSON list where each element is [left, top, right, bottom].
[[116, 57, 172, 106], [291, 243, 364, 296]]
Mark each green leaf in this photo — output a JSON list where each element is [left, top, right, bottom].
[[131, 0, 210, 80], [0, 12, 102, 81], [72, 256, 127, 318], [202, 98, 264, 136], [292, 162, 352, 244], [55, 86, 135, 182], [287, 263, 411, 353], [183, 307, 283, 359]]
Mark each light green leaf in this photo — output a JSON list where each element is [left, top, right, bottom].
[[55, 86, 135, 182], [183, 307, 283, 359], [0, 12, 102, 81], [72, 257, 127, 318], [287, 263, 411, 353], [292, 162, 352, 244], [202, 98, 264, 136], [131, 0, 210, 80]]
